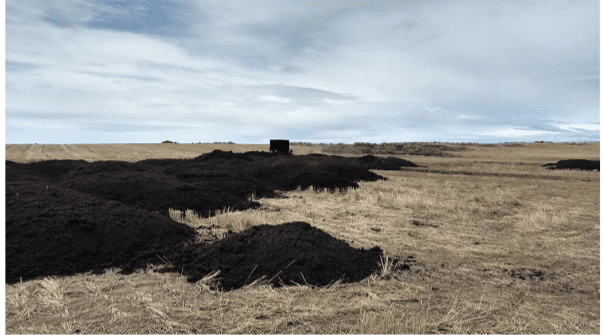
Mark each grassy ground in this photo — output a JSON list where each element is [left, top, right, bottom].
[[5, 142, 600, 334]]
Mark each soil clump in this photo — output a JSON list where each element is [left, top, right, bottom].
[[6, 151, 418, 286]]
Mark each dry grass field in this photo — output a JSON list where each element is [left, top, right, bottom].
[[5, 142, 600, 334]]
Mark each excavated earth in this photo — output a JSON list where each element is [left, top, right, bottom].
[[6, 151, 419, 289], [542, 159, 600, 171]]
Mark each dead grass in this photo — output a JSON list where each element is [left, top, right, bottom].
[[4, 143, 324, 163], [5, 142, 600, 334]]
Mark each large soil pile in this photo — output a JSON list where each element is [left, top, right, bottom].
[[158, 221, 383, 291], [5, 179, 195, 283], [543, 159, 600, 171], [6, 151, 418, 286]]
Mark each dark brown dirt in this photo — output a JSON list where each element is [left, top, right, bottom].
[[6, 151, 419, 288], [543, 159, 600, 171], [158, 221, 384, 290]]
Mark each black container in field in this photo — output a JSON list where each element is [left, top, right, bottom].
[[270, 139, 292, 154]]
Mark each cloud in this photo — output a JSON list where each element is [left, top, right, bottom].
[[5, 0, 599, 144], [257, 95, 291, 103], [554, 123, 600, 132], [481, 127, 558, 138], [456, 114, 482, 120]]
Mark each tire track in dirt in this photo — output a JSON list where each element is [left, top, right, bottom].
[[398, 167, 598, 182], [9, 144, 53, 162], [60, 144, 84, 160], [24, 145, 35, 160]]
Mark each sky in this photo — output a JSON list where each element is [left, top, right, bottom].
[[4, 0, 600, 144]]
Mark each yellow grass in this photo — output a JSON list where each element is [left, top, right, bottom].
[[4, 143, 324, 163], [5, 142, 600, 334]]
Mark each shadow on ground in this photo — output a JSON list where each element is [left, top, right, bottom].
[[6, 151, 418, 290]]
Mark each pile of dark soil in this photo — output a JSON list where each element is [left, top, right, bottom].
[[157, 221, 383, 291], [543, 159, 600, 171], [6, 151, 418, 286], [6, 180, 195, 283]]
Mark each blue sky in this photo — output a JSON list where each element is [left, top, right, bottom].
[[5, 0, 600, 144]]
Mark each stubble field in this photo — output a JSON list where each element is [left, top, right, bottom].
[[5, 142, 600, 334]]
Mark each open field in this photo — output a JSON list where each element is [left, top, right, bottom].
[[5, 142, 600, 334]]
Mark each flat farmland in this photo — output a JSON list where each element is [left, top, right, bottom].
[[5, 142, 600, 334]]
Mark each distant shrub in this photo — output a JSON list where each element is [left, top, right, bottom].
[[503, 142, 527, 147], [290, 142, 317, 146], [320, 142, 468, 156], [162, 140, 177, 144]]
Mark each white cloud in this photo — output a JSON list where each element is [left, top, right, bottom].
[[456, 114, 481, 119], [5, 0, 599, 144], [257, 95, 290, 103], [424, 107, 442, 113], [555, 123, 600, 132], [481, 127, 558, 138]]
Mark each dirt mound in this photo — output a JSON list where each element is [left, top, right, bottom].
[[159, 221, 383, 291], [543, 159, 600, 171], [245, 154, 419, 192], [358, 155, 420, 169], [5, 179, 196, 284], [6, 151, 419, 285], [193, 149, 255, 162], [6, 161, 55, 183]]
